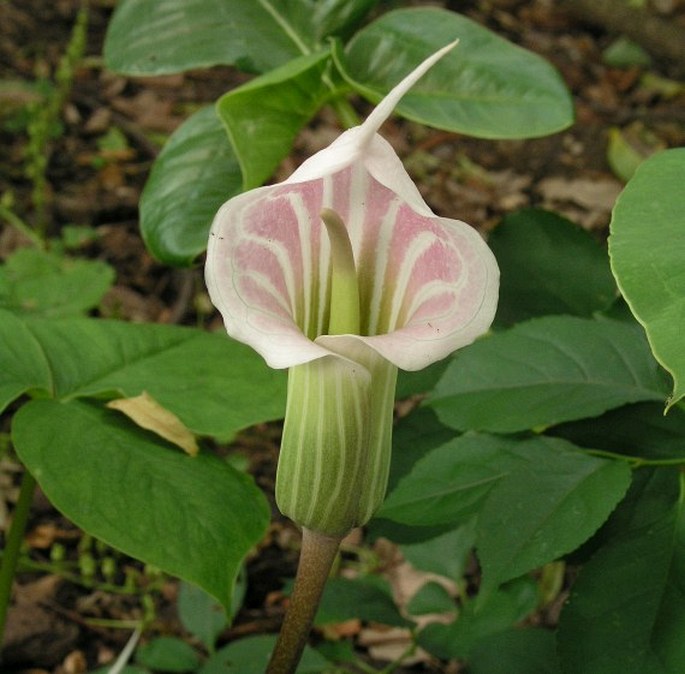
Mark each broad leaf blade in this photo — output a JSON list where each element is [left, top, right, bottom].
[[476, 436, 631, 596], [104, 0, 309, 75], [306, 0, 379, 41], [12, 399, 270, 612], [551, 402, 685, 463], [216, 51, 332, 191], [609, 147, 685, 409], [0, 308, 53, 412], [418, 577, 538, 660], [428, 316, 669, 433], [377, 433, 517, 527], [0, 248, 114, 317], [20, 315, 285, 439], [380, 432, 631, 597], [338, 7, 574, 138], [203, 635, 329, 674], [140, 106, 242, 267], [316, 577, 412, 627], [490, 209, 617, 326], [557, 469, 685, 674], [469, 629, 562, 674]]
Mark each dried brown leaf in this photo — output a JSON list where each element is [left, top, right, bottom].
[[106, 391, 198, 456]]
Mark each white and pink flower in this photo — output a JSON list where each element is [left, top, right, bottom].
[[206, 42, 499, 535]]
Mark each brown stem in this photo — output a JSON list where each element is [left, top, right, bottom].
[[266, 528, 342, 674]]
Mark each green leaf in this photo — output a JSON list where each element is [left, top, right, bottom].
[[103, 0, 379, 77], [304, 0, 379, 41], [396, 357, 451, 399], [216, 51, 332, 191], [557, 469, 685, 674], [385, 407, 456, 494], [15, 314, 285, 439], [0, 247, 114, 316], [337, 7, 573, 138], [400, 521, 477, 582], [12, 400, 270, 613], [104, 0, 310, 75], [407, 581, 455, 616], [368, 407, 458, 543], [135, 636, 201, 672], [429, 316, 669, 433], [0, 309, 52, 413], [603, 36, 652, 68], [607, 127, 646, 182], [200, 635, 329, 674], [418, 576, 538, 660], [377, 433, 517, 527], [315, 577, 412, 627], [609, 147, 685, 409], [178, 581, 229, 653], [140, 106, 242, 266], [380, 433, 631, 595], [475, 436, 632, 597], [489, 209, 616, 326], [469, 628, 561, 674], [551, 402, 685, 462]]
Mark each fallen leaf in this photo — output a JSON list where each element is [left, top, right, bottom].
[[537, 175, 622, 211], [106, 391, 198, 456]]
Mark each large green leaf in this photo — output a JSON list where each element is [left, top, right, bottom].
[[216, 51, 332, 191], [475, 436, 631, 597], [557, 469, 685, 674], [316, 577, 412, 627], [609, 148, 685, 409], [379, 434, 630, 595], [489, 209, 617, 326], [104, 0, 306, 75], [0, 310, 285, 438], [428, 316, 670, 433], [551, 402, 685, 462], [12, 399, 270, 612], [140, 106, 242, 267], [0, 309, 52, 413], [200, 635, 329, 674], [377, 433, 517, 527], [337, 7, 573, 138], [418, 576, 538, 660], [0, 248, 115, 317], [104, 0, 378, 76], [469, 629, 561, 674]]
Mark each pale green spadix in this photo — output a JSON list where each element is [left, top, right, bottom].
[[321, 208, 360, 336], [276, 209, 397, 536]]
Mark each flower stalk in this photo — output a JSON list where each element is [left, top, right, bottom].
[[0, 470, 37, 641], [266, 529, 341, 674]]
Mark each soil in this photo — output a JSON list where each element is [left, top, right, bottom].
[[1, 0, 684, 672]]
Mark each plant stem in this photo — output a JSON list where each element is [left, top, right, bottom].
[[0, 204, 45, 249], [0, 469, 37, 642], [329, 96, 361, 129], [266, 528, 342, 674], [580, 447, 685, 468]]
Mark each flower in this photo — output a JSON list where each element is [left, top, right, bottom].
[[205, 42, 499, 536]]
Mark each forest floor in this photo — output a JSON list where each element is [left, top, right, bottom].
[[1, 0, 684, 672]]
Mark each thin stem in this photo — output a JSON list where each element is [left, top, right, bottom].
[[0, 204, 45, 249], [0, 470, 37, 641], [267, 528, 342, 674], [328, 96, 361, 130], [579, 447, 685, 468]]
